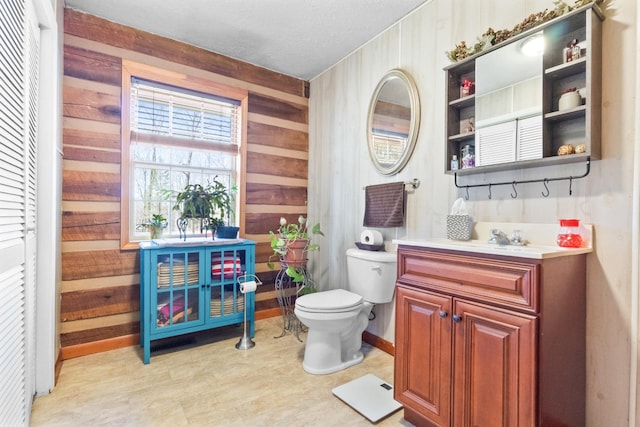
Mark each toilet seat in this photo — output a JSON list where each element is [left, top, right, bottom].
[[296, 289, 363, 313]]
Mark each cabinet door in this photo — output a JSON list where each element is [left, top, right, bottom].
[[152, 249, 205, 332], [452, 299, 537, 427], [395, 285, 452, 427], [208, 248, 246, 320]]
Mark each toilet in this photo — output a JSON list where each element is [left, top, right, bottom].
[[294, 248, 397, 375]]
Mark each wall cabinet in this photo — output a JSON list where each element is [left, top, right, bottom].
[[139, 239, 255, 364], [445, 3, 603, 175], [394, 246, 586, 426]]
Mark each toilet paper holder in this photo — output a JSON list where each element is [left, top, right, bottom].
[[238, 273, 262, 288], [235, 274, 262, 350]]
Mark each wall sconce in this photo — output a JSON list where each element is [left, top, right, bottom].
[[520, 33, 544, 56]]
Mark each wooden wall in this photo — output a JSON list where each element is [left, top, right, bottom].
[[61, 9, 309, 357]]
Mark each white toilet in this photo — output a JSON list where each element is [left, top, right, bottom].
[[294, 248, 397, 375]]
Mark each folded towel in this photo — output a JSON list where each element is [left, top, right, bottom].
[[363, 182, 405, 227]]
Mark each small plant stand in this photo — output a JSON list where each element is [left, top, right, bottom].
[[273, 264, 312, 341]]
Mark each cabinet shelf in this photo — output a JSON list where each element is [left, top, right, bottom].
[[139, 239, 256, 364], [446, 153, 590, 176], [448, 94, 475, 109], [544, 105, 586, 121], [443, 3, 602, 179], [544, 57, 587, 79], [448, 131, 475, 142]]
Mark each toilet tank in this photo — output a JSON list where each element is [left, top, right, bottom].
[[346, 248, 397, 304]]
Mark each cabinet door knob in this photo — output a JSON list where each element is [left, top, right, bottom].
[[438, 310, 448, 318], [452, 314, 462, 323]]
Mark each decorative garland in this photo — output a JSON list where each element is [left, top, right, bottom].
[[446, 0, 603, 62]]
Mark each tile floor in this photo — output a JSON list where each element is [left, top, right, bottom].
[[30, 317, 413, 426]]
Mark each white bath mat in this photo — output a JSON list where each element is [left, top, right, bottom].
[[332, 374, 402, 423]]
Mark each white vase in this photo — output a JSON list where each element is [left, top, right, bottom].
[[558, 91, 581, 111]]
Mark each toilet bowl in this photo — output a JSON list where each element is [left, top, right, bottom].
[[294, 248, 397, 375]]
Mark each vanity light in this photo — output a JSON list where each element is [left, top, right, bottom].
[[520, 33, 544, 56]]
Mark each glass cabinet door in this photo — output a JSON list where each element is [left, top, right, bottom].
[[209, 249, 246, 319], [153, 250, 203, 329]]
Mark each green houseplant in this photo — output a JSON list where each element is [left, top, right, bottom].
[[137, 213, 168, 239], [268, 216, 324, 289], [167, 177, 237, 238]]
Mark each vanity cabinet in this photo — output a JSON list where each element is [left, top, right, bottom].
[[139, 239, 255, 364], [444, 3, 603, 174], [394, 245, 586, 426]]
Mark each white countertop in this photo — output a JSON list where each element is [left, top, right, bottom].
[[393, 238, 592, 259], [393, 222, 593, 259], [140, 237, 245, 248]]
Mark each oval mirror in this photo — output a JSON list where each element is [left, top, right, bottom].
[[367, 69, 421, 175]]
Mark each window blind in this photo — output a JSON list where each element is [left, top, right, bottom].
[[371, 132, 408, 166], [131, 78, 241, 148]]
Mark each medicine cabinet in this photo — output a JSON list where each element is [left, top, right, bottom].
[[444, 3, 603, 177]]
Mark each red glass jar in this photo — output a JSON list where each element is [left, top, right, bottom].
[[557, 219, 583, 248]]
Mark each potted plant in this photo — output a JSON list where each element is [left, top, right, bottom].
[[168, 177, 236, 238], [137, 213, 168, 239], [267, 216, 324, 289], [215, 205, 240, 239]]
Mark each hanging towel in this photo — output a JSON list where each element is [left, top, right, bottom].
[[363, 182, 405, 227]]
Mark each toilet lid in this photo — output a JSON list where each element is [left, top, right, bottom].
[[296, 289, 363, 312]]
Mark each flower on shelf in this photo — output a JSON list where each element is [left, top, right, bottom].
[[460, 79, 475, 97], [445, 0, 603, 62], [267, 216, 324, 287]]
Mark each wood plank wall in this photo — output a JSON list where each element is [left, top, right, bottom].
[[61, 9, 309, 357]]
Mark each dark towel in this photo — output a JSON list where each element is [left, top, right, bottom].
[[363, 182, 405, 227]]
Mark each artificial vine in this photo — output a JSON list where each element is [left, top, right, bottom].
[[446, 0, 604, 62]]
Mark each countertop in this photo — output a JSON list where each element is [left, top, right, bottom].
[[393, 221, 593, 259], [393, 238, 592, 259]]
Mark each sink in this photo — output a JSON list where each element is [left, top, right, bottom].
[[392, 238, 592, 259]]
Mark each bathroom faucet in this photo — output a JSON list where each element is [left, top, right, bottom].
[[488, 229, 511, 246]]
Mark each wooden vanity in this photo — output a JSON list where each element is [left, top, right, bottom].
[[393, 241, 588, 426]]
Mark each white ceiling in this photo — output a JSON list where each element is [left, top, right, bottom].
[[64, 0, 430, 81]]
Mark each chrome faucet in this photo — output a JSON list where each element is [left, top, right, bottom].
[[488, 229, 527, 246], [488, 229, 511, 246]]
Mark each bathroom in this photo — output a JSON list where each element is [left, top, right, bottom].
[[308, 2, 635, 426], [7, 0, 639, 425]]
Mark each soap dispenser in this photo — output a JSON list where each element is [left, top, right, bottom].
[[451, 155, 459, 171]]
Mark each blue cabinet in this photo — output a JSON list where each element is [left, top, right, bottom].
[[139, 239, 256, 363]]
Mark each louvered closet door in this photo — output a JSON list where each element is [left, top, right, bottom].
[[0, 0, 39, 424]]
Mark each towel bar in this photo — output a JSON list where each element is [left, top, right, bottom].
[[362, 179, 420, 190]]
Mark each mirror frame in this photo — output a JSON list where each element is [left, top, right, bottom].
[[366, 69, 421, 175]]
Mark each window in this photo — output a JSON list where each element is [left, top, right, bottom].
[[121, 61, 248, 248], [371, 131, 408, 167]]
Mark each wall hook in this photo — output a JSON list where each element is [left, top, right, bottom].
[[542, 179, 550, 197], [569, 177, 573, 196], [453, 158, 589, 199]]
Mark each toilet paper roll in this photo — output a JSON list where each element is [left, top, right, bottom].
[[240, 280, 257, 294], [360, 230, 383, 246]]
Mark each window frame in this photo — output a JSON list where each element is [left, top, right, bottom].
[[120, 60, 248, 250]]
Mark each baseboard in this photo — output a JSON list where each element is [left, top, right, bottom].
[[255, 307, 281, 320], [362, 330, 395, 356], [60, 310, 281, 360], [54, 349, 63, 385], [61, 334, 140, 360]]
